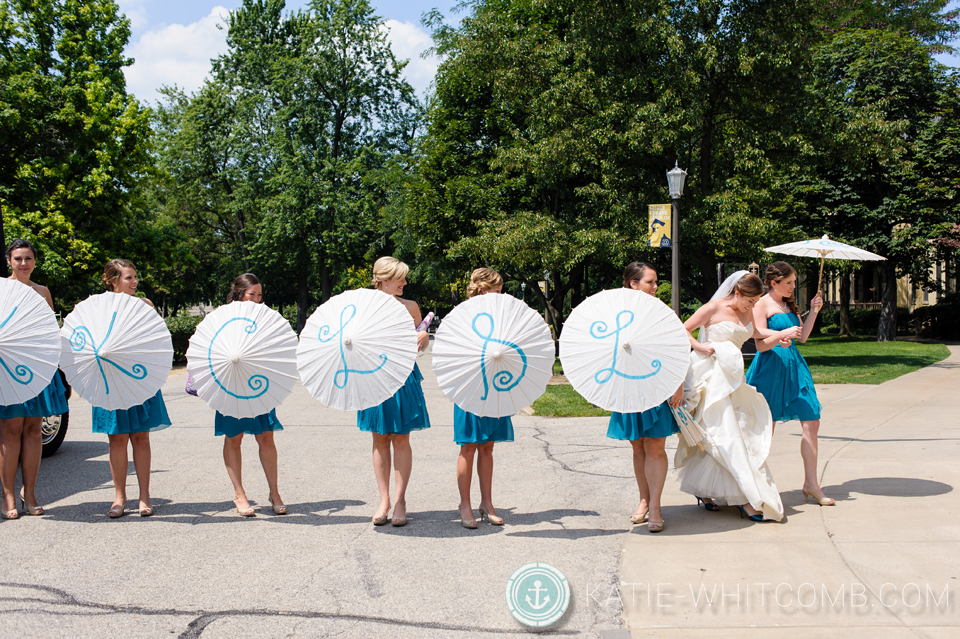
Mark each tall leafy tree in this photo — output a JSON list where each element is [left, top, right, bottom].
[[799, 29, 960, 340], [0, 0, 153, 302]]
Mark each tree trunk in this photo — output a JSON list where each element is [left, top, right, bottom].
[[296, 267, 309, 334], [838, 273, 852, 337], [0, 201, 6, 277], [877, 263, 897, 342], [320, 260, 332, 304]]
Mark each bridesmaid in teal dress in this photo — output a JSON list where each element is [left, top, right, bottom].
[[606, 263, 684, 533], [746, 261, 834, 506], [357, 257, 431, 527], [94, 259, 171, 518], [0, 239, 68, 518], [216, 274, 286, 517], [455, 268, 512, 529]]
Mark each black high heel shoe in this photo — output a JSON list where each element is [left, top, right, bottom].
[[736, 505, 766, 522], [696, 496, 720, 512]]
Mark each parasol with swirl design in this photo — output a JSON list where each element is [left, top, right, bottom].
[[559, 288, 689, 413], [0, 278, 61, 406], [60, 292, 173, 410], [432, 293, 554, 417], [185, 301, 299, 419], [297, 288, 417, 411]]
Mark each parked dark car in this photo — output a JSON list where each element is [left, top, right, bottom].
[[40, 369, 71, 458]]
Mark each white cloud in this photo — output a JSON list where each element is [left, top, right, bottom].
[[123, 12, 438, 104], [123, 7, 231, 105], [383, 19, 439, 98], [116, 0, 150, 33]]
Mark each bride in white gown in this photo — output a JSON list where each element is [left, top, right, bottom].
[[675, 271, 801, 522]]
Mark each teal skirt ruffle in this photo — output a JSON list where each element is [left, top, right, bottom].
[[606, 400, 679, 441], [357, 364, 431, 435], [453, 404, 513, 445], [0, 373, 68, 419], [746, 313, 821, 422], [92, 390, 172, 435], [215, 409, 282, 438]]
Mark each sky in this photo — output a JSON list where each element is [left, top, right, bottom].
[[117, 1, 462, 104], [118, 1, 960, 106]]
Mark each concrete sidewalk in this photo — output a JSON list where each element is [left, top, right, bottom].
[[619, 346, 960, 637]]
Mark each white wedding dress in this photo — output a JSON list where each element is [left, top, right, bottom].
[[674, 321, 784, 521]]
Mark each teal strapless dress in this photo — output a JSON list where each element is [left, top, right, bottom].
[[746, 313, 821, 422], [215, 409, 282, 438], [453, 405, 513, 445], [607, 400, 679, 441], [357, 364, 431, 435], [0, 373, 68, 419], [92, 390, 172, 435]]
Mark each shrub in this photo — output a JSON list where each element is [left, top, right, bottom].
[[818, 308, 911, 335], [913, 293, 960, 339], [165, 315, 203, 362]]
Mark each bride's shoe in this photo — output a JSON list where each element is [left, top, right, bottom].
[[802, 486, 835, 506], [696, 496, 720, 512], [736, 505, 768, 522]]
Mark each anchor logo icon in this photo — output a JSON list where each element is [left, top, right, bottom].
[[525, 580, 551, 610]]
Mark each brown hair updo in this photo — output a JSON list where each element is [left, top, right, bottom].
[[102, 259, 136, 292], [467, 268, 503, 298], [622, 262, 656, 289], [732, 273, 764, 299], [228, 273, 261, 303], [763, 261, 799, 315]]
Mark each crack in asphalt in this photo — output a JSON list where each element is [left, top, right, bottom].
[[0, 582, 579, 637], [531, 425, 629, 479]]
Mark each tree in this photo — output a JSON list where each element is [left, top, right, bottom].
[[799, 29, 960, 340], [156, 0, 417, 329], [0, 0, 153, 303], [407, 0, 820, 339]]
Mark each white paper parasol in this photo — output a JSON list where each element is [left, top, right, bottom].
[[559, 289, 689, 413], [297, 289, 417, 411], [0, 279, 61, 405], [60, 292, 173, 411], [764, 234, 886, 291], [186, 301, 299, 419], [433, 294, 554, 417]]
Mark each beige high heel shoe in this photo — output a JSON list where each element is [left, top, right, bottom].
[[478, 506, 503, 525], [268, 498, 287, 515], [459, 506, 478, 529], [802, 487, 835, 506], [20, 489, 43, 516]]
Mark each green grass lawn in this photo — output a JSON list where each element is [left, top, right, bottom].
[[796, 336, 949, 385], [532, 337, 950, 416], [531, 385, 611, 418]]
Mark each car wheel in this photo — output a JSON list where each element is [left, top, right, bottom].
[[41, 411, 69, 458]]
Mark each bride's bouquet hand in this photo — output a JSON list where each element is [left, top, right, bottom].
[[693, 341, 715, 356]]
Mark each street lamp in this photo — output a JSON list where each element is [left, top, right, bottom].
[[666, 161, 687, 316]]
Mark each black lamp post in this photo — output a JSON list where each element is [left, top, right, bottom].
[[666, 161, 687, 316]]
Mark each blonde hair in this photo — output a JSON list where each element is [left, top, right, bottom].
[[371, 256, 410, 289], [467, 268, 503, 298], [102, 259, 136, 292]]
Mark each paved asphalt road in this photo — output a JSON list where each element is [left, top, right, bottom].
[[0, 345, 636, 638]]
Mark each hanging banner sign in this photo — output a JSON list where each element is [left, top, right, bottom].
[[648, 204, 671, 247]]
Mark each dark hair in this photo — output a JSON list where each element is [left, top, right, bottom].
[[102, 259, 136, 291], [763, 261, 799, 315], [5, 238, 37, 261], [733, 273, 765, 299], [228, 273, 261, 302], [623, 262, 656, 288]]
